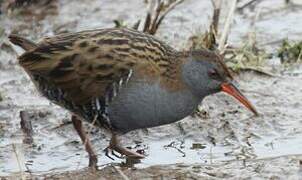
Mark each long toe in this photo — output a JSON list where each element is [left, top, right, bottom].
[[112, 144, 145, 159], [111, 150, 124, 159], [103, 147, 115, 160]]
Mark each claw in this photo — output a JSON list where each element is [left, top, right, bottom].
[[104, 133, 146, 160], [112, 150, 124, 159], [104, 147, 115, 160]]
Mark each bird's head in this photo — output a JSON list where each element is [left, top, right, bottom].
[[181, 49, 258, 115]]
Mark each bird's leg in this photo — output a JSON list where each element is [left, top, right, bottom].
[[106, 133, 145, 159], [71, 115, 98, 168]]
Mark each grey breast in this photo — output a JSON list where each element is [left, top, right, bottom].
[[107, 79, 201, 133]]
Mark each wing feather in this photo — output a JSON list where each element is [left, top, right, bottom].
[[18, 28, 172, 105]]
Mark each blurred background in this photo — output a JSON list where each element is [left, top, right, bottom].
[[0, 0, 302, 179]]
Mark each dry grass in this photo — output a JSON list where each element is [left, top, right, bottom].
[[224, 43, 269, 73], [188, 0, 275, 75], [114, 0, 184, 35], [2, 0, 54, 10], [1, 0, 57, 21], [142, 0, 184, 35], [12, 144, 26, 180], [278, 39, 302, 64]]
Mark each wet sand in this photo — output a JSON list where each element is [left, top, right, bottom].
[[1, 0, 302, 179]]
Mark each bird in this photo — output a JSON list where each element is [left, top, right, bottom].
[[9, 28, 258, 168]]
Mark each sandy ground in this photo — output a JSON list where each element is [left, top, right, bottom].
[[1, 0, 302, 179]]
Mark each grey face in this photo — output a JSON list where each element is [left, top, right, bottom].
[[181, 55, 227, 98]]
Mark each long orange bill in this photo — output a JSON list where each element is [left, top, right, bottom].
[[221, 83, 258, 116]]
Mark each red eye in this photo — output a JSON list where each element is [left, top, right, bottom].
[[208, 69, 218, 77]]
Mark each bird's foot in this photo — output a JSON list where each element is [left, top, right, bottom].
[[104, 145, 145, 160], [104, 133, 145, 160], [104, 135, 145, 160], [104, 147, 124, 160], [114, 144, 145, 159]]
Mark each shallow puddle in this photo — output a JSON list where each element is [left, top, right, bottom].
[[1, 0, 302, 178]]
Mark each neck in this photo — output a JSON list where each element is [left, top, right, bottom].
[[158, 52, 188, 92], [154, 86, 201, 125]]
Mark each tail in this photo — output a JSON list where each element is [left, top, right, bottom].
[[9, 34, 37, 51]]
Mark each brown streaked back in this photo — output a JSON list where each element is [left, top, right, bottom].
[[17, 28, 179, 105]]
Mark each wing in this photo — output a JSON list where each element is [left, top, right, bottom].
[[18, 28, 173, 105]]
